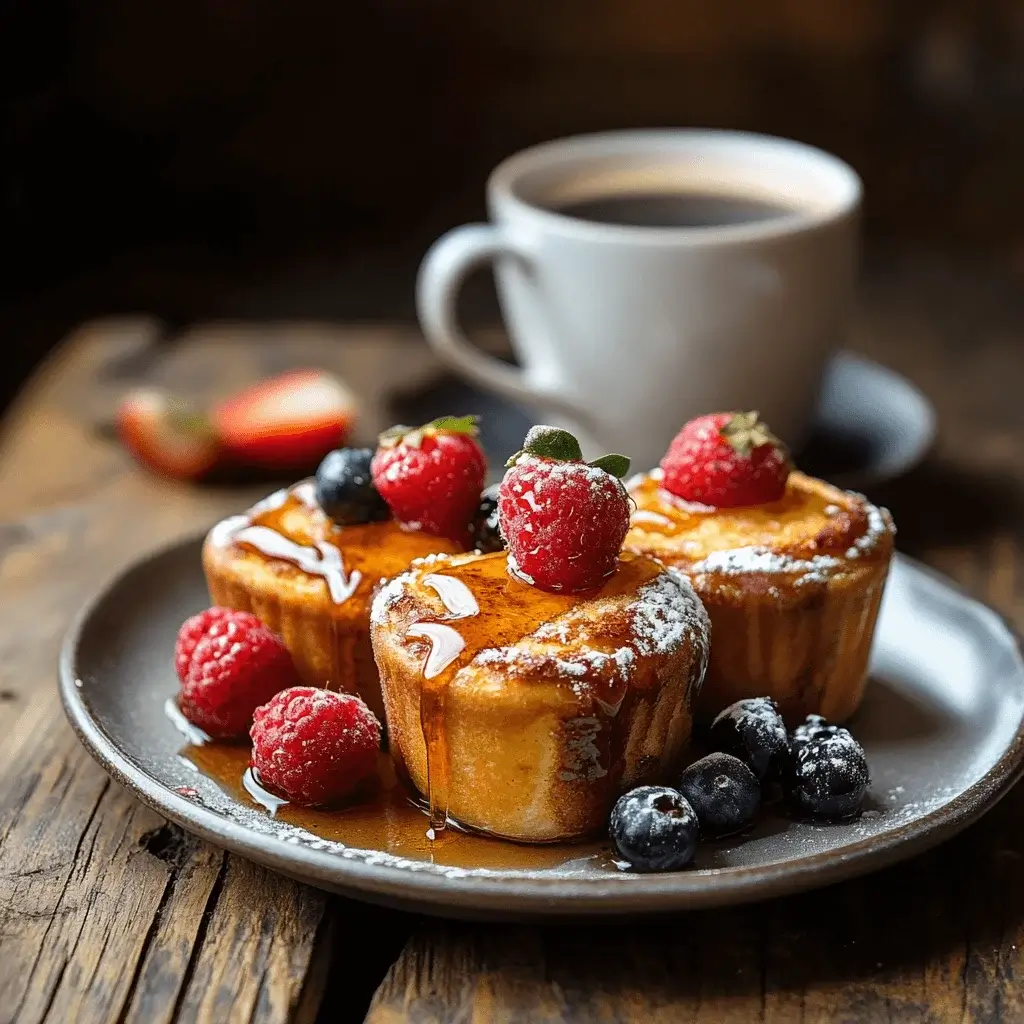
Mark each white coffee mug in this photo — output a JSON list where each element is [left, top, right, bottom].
[[417, 130, 862, 471]]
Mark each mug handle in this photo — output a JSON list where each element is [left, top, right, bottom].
[[416, 224, 590, 423]]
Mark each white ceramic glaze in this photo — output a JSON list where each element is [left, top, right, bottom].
[[417, 129, 862, 471]]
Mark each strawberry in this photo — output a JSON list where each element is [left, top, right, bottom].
[[116, 389, 220, 481], [212, 369, 357, 473], [370, 415, 487, 540], [497, 425, 631, 593], [660, 410, 791, 507]]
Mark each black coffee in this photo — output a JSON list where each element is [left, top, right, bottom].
[[554, 191, 799, 228]]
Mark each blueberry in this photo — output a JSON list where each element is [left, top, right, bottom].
[[678, 753, 760, 836], [785, 729, 870, 820], [472, 483, 505, 552], [790, 714, 841, 755], [314, 448, 389, 525], [609, 786, 699, 872], [708, 697, 789, 780]]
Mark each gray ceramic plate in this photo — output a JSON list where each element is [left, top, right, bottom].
[[60, 537, 1024, 920]]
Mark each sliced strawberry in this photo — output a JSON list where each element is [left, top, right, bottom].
[[116, 389, 220, 481], [212, 369, 357, 472]]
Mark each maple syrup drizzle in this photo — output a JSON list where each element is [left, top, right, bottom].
[[407, 572, 481, 835], [401, 553, 662, 839], [628, 472, 848, 551]]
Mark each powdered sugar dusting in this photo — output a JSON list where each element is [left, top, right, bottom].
[[509, 454, 623, 502], [844, 499, 892, 560], [690, 546, 843, 585], [631, 567, 710, 659]]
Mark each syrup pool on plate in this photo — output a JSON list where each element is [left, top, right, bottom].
[[172, 722, 616, 874]]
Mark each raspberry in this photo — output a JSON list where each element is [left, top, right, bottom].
[[180, 618, 298, 737], [660, 411, 790, 508], [371, 415, 486, 541], [174, 607, 262, 682], [250, 687, 381, 807], [498, 425, 631, 593]]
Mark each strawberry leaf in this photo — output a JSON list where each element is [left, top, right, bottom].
[[378, 423, 415, 449], [720, 410, 785, 459], [589, 453, 630, 479], [379, 414, 479, 450], [519, 425, 583, 463], [427, 414, 479, 437]]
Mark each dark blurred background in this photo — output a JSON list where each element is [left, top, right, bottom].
[[4, 0, 1024, 412]]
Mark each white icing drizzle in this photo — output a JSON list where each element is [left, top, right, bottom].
[[232, 525, 362, 603], [630, 509, 674, 527], [243, 766, 289, 816], [206, 484, 361, 604], [164, 696, 210, 746], [422, 574, 480, 618], [506, 553, 535, 586], [407, 623, 466, 679], [290, 479, 318, 508], [406, 573, 481, 678]]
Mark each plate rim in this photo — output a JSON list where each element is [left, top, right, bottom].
[[59, 534, 1024, 916]]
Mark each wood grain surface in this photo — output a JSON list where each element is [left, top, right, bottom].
[[2, 254, 1024, 1022]]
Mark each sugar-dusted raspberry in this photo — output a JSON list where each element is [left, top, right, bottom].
[[660, 411, 790, 508], [250, 687, 381, 807], [498, 425, 631, 593], [174, 606, 262, 682], [180, 618, 298, 737]]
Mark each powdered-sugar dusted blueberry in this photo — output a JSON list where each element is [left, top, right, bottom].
[[790, 714, 842, 755], [609, 785, 699, 872], [679, 752, 760, 836], [785, 730, 869, 820], [709, 697, 789, 780]]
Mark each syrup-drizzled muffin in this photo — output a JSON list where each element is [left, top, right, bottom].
[[625, 411, 895, 723], [203, 417, 490, 721], [371, 427, 710, 843]]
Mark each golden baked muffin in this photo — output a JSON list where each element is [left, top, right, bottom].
[[370, 425, 710, 843], [371, 550, 708, 843], [624, 411, 895, 723], [203, 418, 489, 722]]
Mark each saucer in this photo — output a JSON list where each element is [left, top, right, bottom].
[[390, 350, 936, 491], [60, 537, 1024, 920]]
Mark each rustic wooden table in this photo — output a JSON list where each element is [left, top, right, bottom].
[[3, 253, 1024, 1023]]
